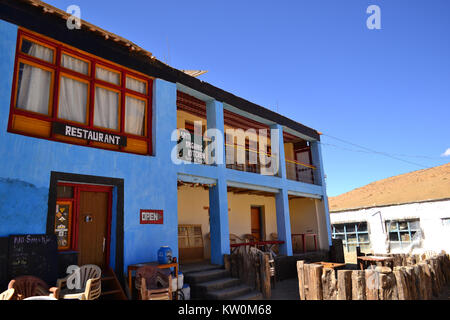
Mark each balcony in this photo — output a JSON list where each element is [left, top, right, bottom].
[[225, 142, 277, 176], [285, 159, 320, 185]]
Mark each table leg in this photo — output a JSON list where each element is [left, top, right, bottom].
[[128, 269, 132, 298], [174, 264, 178, 300], [302, 234, 306, 253]]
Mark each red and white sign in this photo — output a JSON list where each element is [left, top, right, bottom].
[[140, 210, 163, 224]]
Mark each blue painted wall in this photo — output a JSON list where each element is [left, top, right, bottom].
[[0, 20, 179, 275], [0, 16, 332, 274]]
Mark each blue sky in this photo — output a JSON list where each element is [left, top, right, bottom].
[[46, 0, 450, 196]]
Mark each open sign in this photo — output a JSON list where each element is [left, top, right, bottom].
[[140, 210, 163, 224]]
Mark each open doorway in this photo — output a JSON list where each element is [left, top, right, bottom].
[[177, 180, 212, 264]]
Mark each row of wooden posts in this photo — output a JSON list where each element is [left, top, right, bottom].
[[297, 252, 450, 300], [224, 246, 272, 299]]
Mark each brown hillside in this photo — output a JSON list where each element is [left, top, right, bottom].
[[329, 162, 450, 212]]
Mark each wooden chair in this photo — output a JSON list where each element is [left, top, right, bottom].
[[0, 288, 15, 300], [135, 266, 172, 300], [243, 234, 257, 242], [269, 233, 279, 254], [57, 264, 102, 300], [8, 276, 59, 300], [229, 233, 243, 244]]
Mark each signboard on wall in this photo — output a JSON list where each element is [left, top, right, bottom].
[[53, 122, 127, 147], [140, 210, 163, 224]]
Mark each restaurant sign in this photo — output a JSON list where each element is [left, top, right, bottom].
[[53, 122, 127, 147], [140, 209, 164, 224]]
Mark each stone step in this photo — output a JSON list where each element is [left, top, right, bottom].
[[184, 268, 230, 285], [231, 291, 264, 300], [193, 277, 242, 298], [205, 284, 252, 300]]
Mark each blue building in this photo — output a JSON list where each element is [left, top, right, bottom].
[[0, 0, 331, 286]]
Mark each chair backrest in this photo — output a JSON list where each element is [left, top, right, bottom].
[[243, 234, 256, 242], [0, 288, 15, 300], [139, 275, 172, 300], [229, 234, 243, 244], [135, 265, 170, 292], [84, 277, 102, 300], [8, 276, 50, 300], [79, 264, 102, 288]]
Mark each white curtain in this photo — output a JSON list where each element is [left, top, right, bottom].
[[125, 96, 145, 135], [22, 40, 54, 63], [94, 86, 119, 130], [61, 54, 89, 75], [126, 76, 146, 94], [58, 76, 88, 123], [16, 43, 54, 115], [96, 66, 120, 85]]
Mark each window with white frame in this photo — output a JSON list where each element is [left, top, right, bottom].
[[386, 219, 421, 250], [331, 222, 370, 251]]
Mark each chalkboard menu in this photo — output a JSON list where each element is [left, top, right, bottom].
[[8, 234, 58, 286], [0, 237, 8, 289]]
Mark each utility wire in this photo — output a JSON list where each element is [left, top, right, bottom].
[[320, 134, 433, 169]]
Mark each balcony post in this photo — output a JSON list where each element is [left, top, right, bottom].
[[270, 124, 287, 179], [310, 140, 332, 246], [206, 100, 230, 265], [275, 188, 293, 256]]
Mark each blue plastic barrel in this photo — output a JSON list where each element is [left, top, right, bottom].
[[157, 246, 173, 264]]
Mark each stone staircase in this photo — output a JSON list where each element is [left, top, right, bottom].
[[182, 264, 263, 300]]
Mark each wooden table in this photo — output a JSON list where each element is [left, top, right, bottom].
[[357, 256, 394, 270], [314, 261, 346, 270], [127, 261, 178, 299]]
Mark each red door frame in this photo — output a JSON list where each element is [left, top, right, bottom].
[[57, 182, 113, 268]]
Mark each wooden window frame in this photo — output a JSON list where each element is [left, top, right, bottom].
[[8, 28, 154, 155]]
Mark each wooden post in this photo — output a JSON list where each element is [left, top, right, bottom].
[[378, 272, 397, 300], [224, 254, 231, 272], [418, 262, 432, 300], [404, 266, 417, 300], [365, 269, 379, 300], [321, 268, 337, 300], [427, 258, 440, 297], [413, 264, 426, 300], [260, 253, 271, 299], [351, 270, 366, 300], [337, 270, 352, 300], [393, 254, 402, 268], [303, 263, 311, 300], [309, 264, 323, 300], [297, 260, 306, 300], [393, 267, 409, 300]]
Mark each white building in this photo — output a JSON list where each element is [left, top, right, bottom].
[[329, 163, 450, 260]]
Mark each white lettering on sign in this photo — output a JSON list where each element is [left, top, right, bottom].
[[140, 210, 163, 224], [143, 212, 159, 221]]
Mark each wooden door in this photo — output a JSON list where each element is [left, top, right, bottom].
[[295, 149, 314, 184], [178, 224, 204, 262], [251, 207, 262, 241], [78, 191, 109, 269]]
